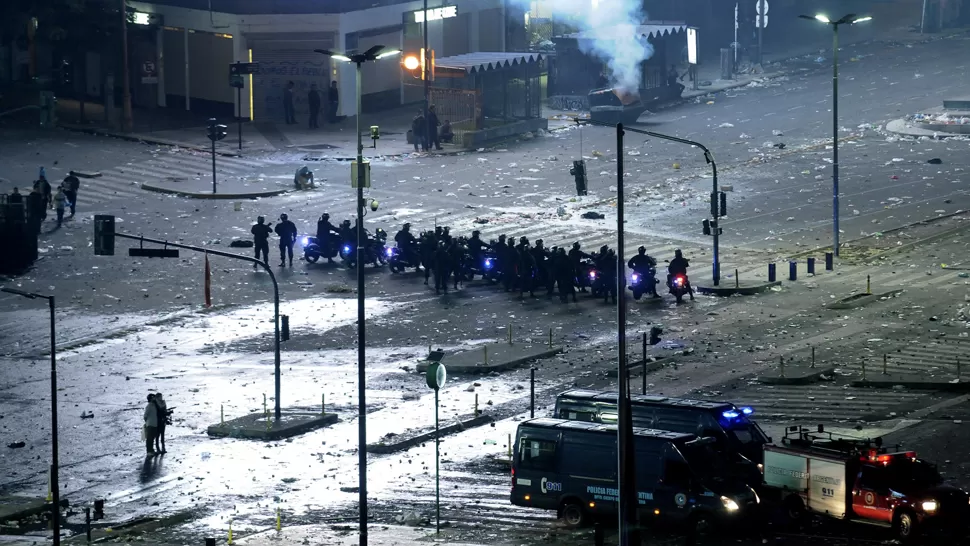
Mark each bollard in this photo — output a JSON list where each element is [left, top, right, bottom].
[[807, 257, 816, 275], [768, 263, 776, 283], [85, 507, 91, 543], [735, 268, 740, 289], [811, 347, 816, 369], [825, 252, 834, 271], [548, 327, 553, 348], [642, 332, 647, 363], [263, 393, 267, 416], [46, 468, 52, 502], [475, 393, 479, 416], [206, 540, 216, 546], [508, 324, 512, 345], [530, 366, 536, 418], [220, 404, 224, 426], [861, 359, 867, 381], [789, 261, 798, 282], [779, 356, 785, 378], [228, 520, 233, 545], [507, 433, 512, 458], [883, 354, 888, 375], [866, 275, 871, 295], [959, 359, 962, 381], [483, 345, 488, 366], [276, 507, 281, 532], [321, 394, 325, 415]]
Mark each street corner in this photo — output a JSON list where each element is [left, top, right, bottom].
[[696, 280, 781, 297], [852, 374, 970, 392], [140, 182, 292, 200], [0, 495, 70, 522], [206, 411, 339, 441], [825, 289, 904, 310], [415, 342, 563, 375]]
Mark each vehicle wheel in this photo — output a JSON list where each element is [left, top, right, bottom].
[[560, 501, 586, 528], [305, 254, 319, 264], [688, 512, 714, 542], [783, 495, 806, 529], [389, 262, 401, 273], [347, 259, 357, 269], [633, 290, 643, 301], [895, 510, 918, 542]]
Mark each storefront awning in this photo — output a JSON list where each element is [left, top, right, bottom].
[[434, 52, 543, 75], [562, 22, 687, 41]]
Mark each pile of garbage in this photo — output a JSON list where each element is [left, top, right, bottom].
[[909, 112, 970, 126]]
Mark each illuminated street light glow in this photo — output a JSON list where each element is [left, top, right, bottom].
[[853, 16, 872, 23], [814, 14, 831, 23], [376, 49, 402, 60], [330, 54, 352, 63]]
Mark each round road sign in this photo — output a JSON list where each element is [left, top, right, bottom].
[[426, 362, 447, 390]]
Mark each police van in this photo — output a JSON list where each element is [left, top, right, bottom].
[[510, 418, 760, 533], [555, 389, 770, 470]]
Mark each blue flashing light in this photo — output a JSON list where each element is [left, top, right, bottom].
[[722, 410, 740, 419], [740, 406, 754, 415], [343, 245, 352, 253], [301, 236, 309, 246], [631, 273, 639, 282], [484, 258, 493, 269], [385, 247, 393, 257]]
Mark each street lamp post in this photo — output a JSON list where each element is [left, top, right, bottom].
[[799, 13, 871, 258], [1, 288, 59, 546], [314, 45, 400, 546]]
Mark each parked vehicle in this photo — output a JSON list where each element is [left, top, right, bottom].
[[554, 389, 769, 471], [763, 425, 970, 542], [511, 418, 760, 535]]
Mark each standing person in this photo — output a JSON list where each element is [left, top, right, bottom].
[[433, 241, 450, 295], [411, 110, 426, 152], [308, 84, 321, 129], [7, 187, 23, 205], [26, 187, 45, 233], [36, 168, 52, 210], [62, 174, 80, 217], [426, 105, 442, 151], [251, 215, 272, 268], [274, 213, 297, 267], [53, 186, 68, 227], [143, 393, 158, 455], [283, 81, 296, 125], [152, 393, 170, 453], [327, 81, 339, 123], [316, 213, 339, 263]]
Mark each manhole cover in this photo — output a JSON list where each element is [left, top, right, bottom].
[[302, 144, 340, 150]]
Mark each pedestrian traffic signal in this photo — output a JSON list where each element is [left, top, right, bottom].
[[94, 214, 115, 256], [207, 118, 228, 142], [710, 191, 719, 218], [719, 192, 727, 217], [702, 219, 711, 236], [570, 160, 588, 196]]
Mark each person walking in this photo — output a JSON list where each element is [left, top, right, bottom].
[[327, 81, 339, 123], [274, 213, 297, 267], [7, 187, 23, 205], [283, 81, 296, 125], [152, 393, 170, 453], [143, 393, 159, 455], [62, 174, 80, 217], [308, 84, 321, 129], [427, 105, 443, 151], [411, 110, 427, 152], [251, 215, 272, 268], [53, 186, 68, 227]]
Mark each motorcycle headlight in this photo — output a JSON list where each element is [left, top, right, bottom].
[[720, 496, 740, 512], [922, 500, 938, 512], [631, 274, 639, 282], [484, 258, 493, 269], [589, 271, 596, 279], [301, 237, 309, 246], [386, 248, 393, 257]]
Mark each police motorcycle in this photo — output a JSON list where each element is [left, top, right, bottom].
[[388, 224, 423, 273], [338, 200, 386, 268], [665, 261, 692, 304], [629, 265, 658, 300], [302, 235, 335, 263]]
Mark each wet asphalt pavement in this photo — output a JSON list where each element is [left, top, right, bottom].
[[2, 32, 970, 545]]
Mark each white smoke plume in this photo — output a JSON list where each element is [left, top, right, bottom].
[[526, 0, 656, 92]]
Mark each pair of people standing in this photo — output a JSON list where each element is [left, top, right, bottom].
[[250, 214, 298, 268], [143, 393, 171, 455], [283, 81, 339, 128], [411, 105, 444, 152]]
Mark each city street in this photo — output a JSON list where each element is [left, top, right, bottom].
[[2, 29, 970, 545]]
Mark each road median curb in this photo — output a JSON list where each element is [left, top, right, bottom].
[[58, 123, 244, 157], [852, 376, 970, 392], [416, 344, 563, 374], [368, 414, 494, 455], [206, 412, 339, 440], [696, 281, 781, 296], [759, 365, 837, 385], [826, 290, 903, 310], [140, 183, 290, 199]]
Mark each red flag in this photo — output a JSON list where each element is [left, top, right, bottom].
[[204, 254, 212, 308]]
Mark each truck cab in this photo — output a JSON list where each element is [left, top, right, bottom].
[[763, 425, 970, 541]]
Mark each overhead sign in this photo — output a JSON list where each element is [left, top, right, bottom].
[[413, 5, 457, 23], [141, 60, 157, 85], [230, 62, 260, 76]]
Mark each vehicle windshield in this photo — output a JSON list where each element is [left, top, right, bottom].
[[681, 443, 727, 479], [887, 459, 943, 494], [729, 424, 766, 445]]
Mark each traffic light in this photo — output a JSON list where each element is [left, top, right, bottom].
[[280, 314, 290, 341], [702, 219, 711, 236], [370, 125, 380, 140], [570, 160, 587, 196], [94, 214, 115, 256], [710, 191, 718, 218], [719, 192, 727, 217], [206, 118, 228, 142]]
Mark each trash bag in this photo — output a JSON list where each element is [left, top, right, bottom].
[[582, 211, 605, 220]]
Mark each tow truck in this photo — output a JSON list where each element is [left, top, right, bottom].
[[763, 425, 970, 541]]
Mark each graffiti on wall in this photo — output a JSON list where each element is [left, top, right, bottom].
[[255, 55, 330, 121]]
